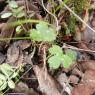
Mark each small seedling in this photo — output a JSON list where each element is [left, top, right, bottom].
[[48, 45, 77, 69]]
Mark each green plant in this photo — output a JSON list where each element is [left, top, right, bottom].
[[71, 0, 89, 12], [68, 14, 76, 34], [48, 45, 77, 69], [29, 22, 76, 69], [29, 22, 56, 41], [0, 64, 19, 93], [11, 20, 76, 69], [1, 1, 26, 18], [1, 18, 77, 70]]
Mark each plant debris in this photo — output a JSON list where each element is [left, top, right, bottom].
[[0, 0, 95, 95]]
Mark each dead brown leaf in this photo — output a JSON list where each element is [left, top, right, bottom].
[[6, 42, 20, 65], [33, 65, 61, 95], [79, 60, 95, 71], [72, 70, 95, 95], [13, 82, 38, 95], [57, 73, 72, 95], [0, 17, 15, 50], [14, 40, 31, 50], [0, 52, 5, 64], [6, 40, 29, 66]]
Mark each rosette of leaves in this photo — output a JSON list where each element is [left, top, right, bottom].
[[48, 45, 77, 69]]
